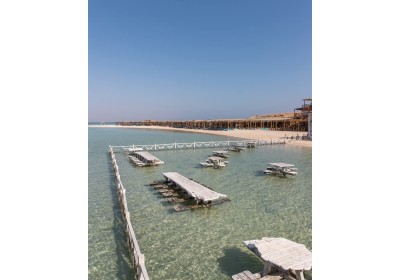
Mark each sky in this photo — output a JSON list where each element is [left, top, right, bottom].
[[89, 0, 312, 121]]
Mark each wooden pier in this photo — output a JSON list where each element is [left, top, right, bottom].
[[117, 99, 311, 133], [163, 172, 228, 204], [109, 146, 150, 280], [110, 139, 286, 153], [116, 117, 308, 131], [147, 172, 230, 212]]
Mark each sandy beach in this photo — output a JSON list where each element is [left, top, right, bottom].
[[89, 125, 312, 148]]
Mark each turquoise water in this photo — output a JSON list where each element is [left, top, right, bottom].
[[88, 127, 312, 280]]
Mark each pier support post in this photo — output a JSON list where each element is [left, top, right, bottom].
[[138, 254, 145, 280], [295, 270, 305, 280], [262, 261, 273, 276]]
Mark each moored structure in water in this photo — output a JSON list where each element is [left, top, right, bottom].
[[125, 147, 164, 166], [263, 163, 298, 177], [200, 156, 229, 168], [212, 150, 230, 158], [232, 237, 312, 280], [162, 172, 229, 211]]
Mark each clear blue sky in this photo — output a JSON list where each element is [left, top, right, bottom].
[[89, 0, 311, 121]]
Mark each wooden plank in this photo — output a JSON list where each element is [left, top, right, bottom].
[[166, 197, 186, 203], [244, 238, 312, 271], [243, 270, 257, 279], [232, 271, 256, 280], [163, 172, 227, 202], [260, 276, 283, 280], [173, 205, 190, 212], [135, 151, 161, 161]]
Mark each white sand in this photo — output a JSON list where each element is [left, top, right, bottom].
[[89, 125, 312, 148]]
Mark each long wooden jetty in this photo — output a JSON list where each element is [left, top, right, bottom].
[[116, 118, 308, 131], [117, 99, 311, 132], [109, 146, 150, 280], [110, 139, 285, 152]]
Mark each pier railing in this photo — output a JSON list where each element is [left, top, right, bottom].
[[110, 139, 286, 152], [109, 146, 150, 280]]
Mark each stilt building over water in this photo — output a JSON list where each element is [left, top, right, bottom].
[[116, 98, 312, 133], [294, 98, 312, 140]]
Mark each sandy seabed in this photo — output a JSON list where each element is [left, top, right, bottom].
[[88, 125, 312, 148]]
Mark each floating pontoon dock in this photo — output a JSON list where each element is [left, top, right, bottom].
[[212, 150, 230, 158], [263, 163, 298, 177], [246, 141, 257, 148], [162, 172, 229, 211], [234, 237, 312, 280], [200, 156, 229, 168], [127, 148, 164, 166], [228, 145, 246, 152]]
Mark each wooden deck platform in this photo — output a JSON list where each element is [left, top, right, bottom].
[[243, 237, 311, 280], [162, 192, 179, 197], [212, 150, 230, 158], [163, 172, 228, 204], [151, 184, 168, 189], [129, 150, 164, 166], [232, 270, 283, 280], [166, 197, 186, 203], [135, 151, 162, 162]]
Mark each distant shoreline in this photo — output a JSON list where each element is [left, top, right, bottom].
[[88, 124, 312, 148]]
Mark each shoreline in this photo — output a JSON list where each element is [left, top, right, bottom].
[[88, 125, 312, 148]]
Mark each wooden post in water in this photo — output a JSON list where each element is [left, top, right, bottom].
[[262, 261, 273, 276], [295, 270, 305, 280]]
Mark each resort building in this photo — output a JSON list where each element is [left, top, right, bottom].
[[117, 98, 312, 133], [294, 98, 312, 139]]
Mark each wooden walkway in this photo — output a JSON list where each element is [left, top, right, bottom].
[[116, 117, 308, 131], [109, 146, 150, 280], [163, 172, 228, 204], [110, 139, 286, 152]]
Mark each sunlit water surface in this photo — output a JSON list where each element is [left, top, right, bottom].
[[88, 127, 312, 280]]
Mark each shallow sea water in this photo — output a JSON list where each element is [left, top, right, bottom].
[[88, 127, 312, 280]]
